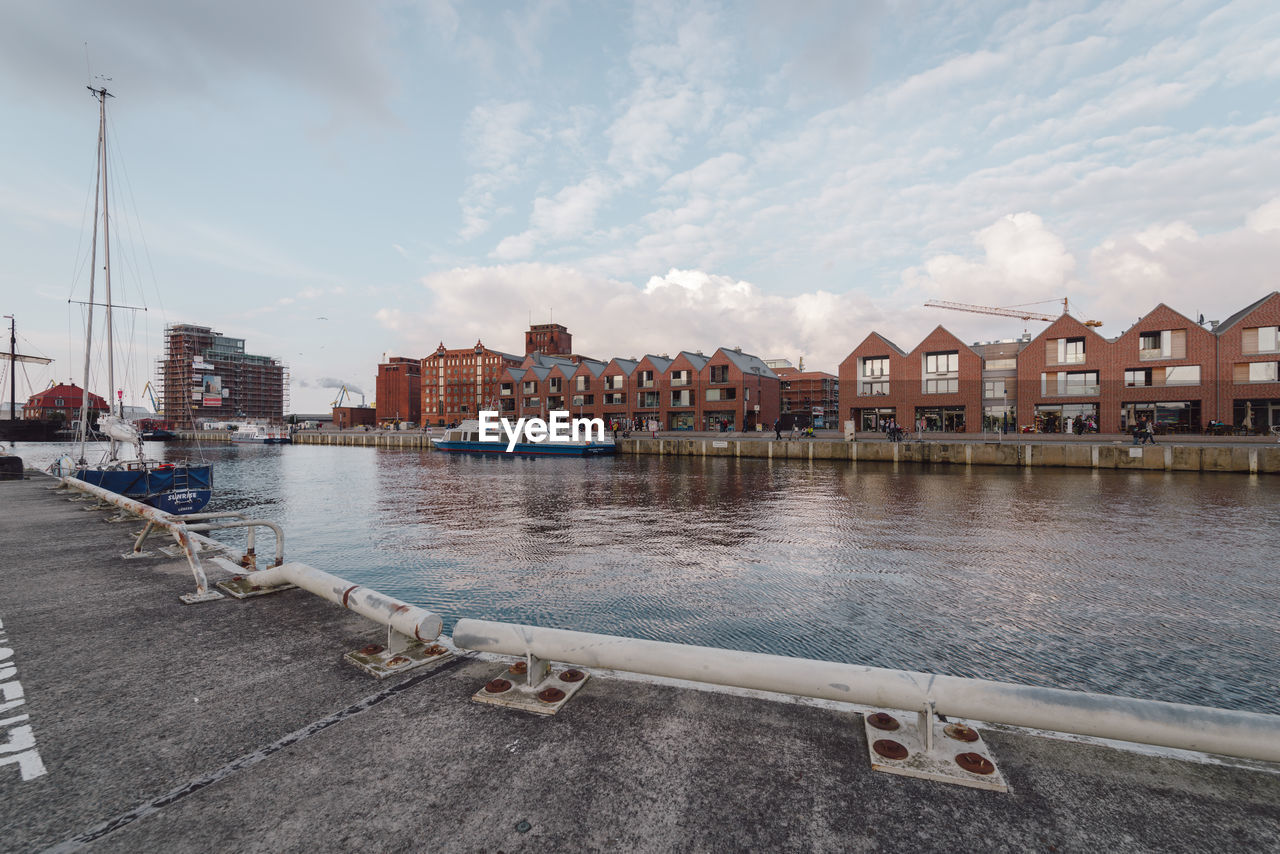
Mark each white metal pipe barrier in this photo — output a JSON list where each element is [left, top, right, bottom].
[[452, 619, 1280, 764], [58, 475, 216, 600], [246, 563, 443, 643]]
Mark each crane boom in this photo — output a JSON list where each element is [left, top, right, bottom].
[[925, 298, 1102, 327]]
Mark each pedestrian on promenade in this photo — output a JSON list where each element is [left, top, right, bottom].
[[1144, 419, 1157, 445], [774, 418, 781, 440]]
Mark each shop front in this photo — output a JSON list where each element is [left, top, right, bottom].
[[705, 411, 736, 432], [857, 407, 896, 431], [1232, 398, 1280, 433], [1121, 401, 1201, 433], [1033, 403, 1098, 433], [914, 406, 966, 432], [983, 404, 1016, 433], [668, 411, 696, 430]]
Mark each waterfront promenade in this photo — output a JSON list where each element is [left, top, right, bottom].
[[2, 471, 1278, 851]]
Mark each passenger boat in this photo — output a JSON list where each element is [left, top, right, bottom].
[[433, 419, 615, 456], [229, 422, 292, 444], [52, 86, 212, 515]]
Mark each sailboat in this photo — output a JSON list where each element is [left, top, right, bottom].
[[54, 86, 212, 515]]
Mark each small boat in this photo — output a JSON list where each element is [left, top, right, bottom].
[[433, 418, 615, 456], [55, 86, 212, 514], [229, 422, 292, 444]]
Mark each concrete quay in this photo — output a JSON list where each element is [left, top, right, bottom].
[[2, 472, 1278, 852]]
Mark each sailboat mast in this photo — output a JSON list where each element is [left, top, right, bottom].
[[78, 86, 109, 461], [7, 316, 15, 422], [101, 91, 115, 419]]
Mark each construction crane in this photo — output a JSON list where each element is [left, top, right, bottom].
[[142, 380, 161, 413], [332, 385, 365, 407], [924, 297, 1102, 327]]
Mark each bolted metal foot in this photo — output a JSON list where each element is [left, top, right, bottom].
[[863, 709, 1007, 792], [471, 661, 590, 716], [216, 574, 295, 599], [344, 639, 453, 679], [120, 551, 155, 560], [179, 589, 225, 605]]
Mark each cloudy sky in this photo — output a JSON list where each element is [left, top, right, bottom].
[[2, 0, 1278, 413]]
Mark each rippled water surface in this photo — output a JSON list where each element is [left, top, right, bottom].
[[16, 441, 1279, 712]]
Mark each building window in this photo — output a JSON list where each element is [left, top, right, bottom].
[[924, 351, 958, 374], [709, 365, 729, 384], [523, 381, 537, 394], [575, 376, 589, 392], [984, 358, 1016, 370], [1125, 369, 1151, 387], [638, 370, 654, 388], [1057, 337, 1086, 364], [923, 378, 958, 394], [605, 375, 624, 390], [571, 394, 594, 407], [603, 392, 624, 405], [1164, 365, 1200, 386], [1247, 362, 1278, 383], [500, 383, 513, 396], [983, 379, 1007, 398], [859, 380, 888, 396], [1064, 371, 1100, 396], [1243, 326, 1279, 354], [549, 377, 562, 393], [637, 391, 660, 408], [706, 388, 737, 402], [862, 356, 890, 378], [671, 370, 691, 387], [670, 389, 692, 407]]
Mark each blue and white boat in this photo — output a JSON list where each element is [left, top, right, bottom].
[[53, 86, 212, 515], [432, 419, 616, 456]]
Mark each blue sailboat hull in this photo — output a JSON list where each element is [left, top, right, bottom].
[[74, 465, 213, 515]]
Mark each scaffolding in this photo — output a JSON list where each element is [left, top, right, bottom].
[[158, 323, 288, 428]]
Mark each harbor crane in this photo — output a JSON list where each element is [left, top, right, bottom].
[[142, 380, 161, 413], [924, 297, 1102, 328], [332, 385, 365, 407]]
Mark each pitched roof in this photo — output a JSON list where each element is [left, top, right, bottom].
[[677, 350, 710, 371], [717, 347, 779, 379], [1215, 292, 1280, 335], [641, 354, 675, 373], [575, 358, 608, 378], [605, 358, 638, 376], [26, 384, 108, 408]]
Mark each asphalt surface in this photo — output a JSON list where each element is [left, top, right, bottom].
[[1, 471, 1278, 852]]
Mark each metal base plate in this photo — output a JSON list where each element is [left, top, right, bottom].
[[344, 641, 454, 679], [471, 665, 590, 716], [216, 575, 296, 599], [160, 542, 211, 557], [863, 711, 1007, 792], [179, 589, 226, 605], [120, 551, 155, 560]]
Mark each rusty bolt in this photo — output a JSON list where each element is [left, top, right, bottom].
[[231, 575, 243, 582], [955, 753, 995, 775], [508, 661, 528, 675], [872, 739, 909, 760], [558, 669, 586, 683], [386, 656, 410, 667], [867, 712, 900, 731], [424, 644, 447, 656], [485, 678, 512, 694], [537, 687, 566, 704], [944, 723, 979, 743], [359, 644, 384, 656]]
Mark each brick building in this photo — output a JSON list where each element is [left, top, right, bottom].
[[525, 323, 573, 357], [159, 323, 287, 428], [840, 327, 982, 432], [332, 405, 377, 429], [1216, 292, 1280, 432], [1113, 304, 1217, 432], [22, 383, 108, 422], [1017, 316, 1114, 433], [375, 356, 422, 426], [774, 366, 839, 429], [421, 341, 523, 426]]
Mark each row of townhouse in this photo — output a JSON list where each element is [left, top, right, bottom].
[[839, 293, 1280, 435], [499, 347, 780, 432]]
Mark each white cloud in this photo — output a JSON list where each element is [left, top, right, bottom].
[[1246, 196, 1280, 232]]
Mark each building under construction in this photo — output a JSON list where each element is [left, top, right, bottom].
[[159, 323, 288, 428]]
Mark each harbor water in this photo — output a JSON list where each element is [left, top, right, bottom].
[[12, 440, 1278, 714]]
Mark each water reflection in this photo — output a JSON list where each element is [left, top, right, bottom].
[[11, 440, 1278, 712]]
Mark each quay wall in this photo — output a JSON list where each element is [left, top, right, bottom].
[[178, 431, 1279, 472], [616, 437, 1280, 474]]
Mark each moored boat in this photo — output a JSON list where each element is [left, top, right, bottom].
[[432, 418, 615, 456], [229, 422, 292, 444]]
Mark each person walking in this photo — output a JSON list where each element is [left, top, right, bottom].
[[774, 418, 782, 440], [1144, 419, 1157, 445]]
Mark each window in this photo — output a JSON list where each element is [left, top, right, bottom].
[[671, 370, 691, 386], [571, 394, 594, 407], [984, 358, 1016, 370], [1138, 331, 1161, 352], [924, 351, 958, 374], [862, 356, 890, 378], [1124, 369, 1151, 388], [1248, 362, 1278, 383], [670, 390, 692, 407], [709, 365, 729, 383], [983, 380, 1007, 398], [638, 370, 654, 388], [1061, 338, 1085, 364], [575, 376, 589, 392], [1244, 326, 1279, 354], [1064, 371, 1099, 396], [603, 392, 624, 406], [548, 377, 562, 393], [604, 375, 624, 390], [859, 380, 889, 396], [924, 378, 958, 394], [706, 388, 737, 402], [1164, 365, 1200, 386], [637, 391, 660, 408]]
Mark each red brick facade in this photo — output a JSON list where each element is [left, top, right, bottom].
[[375, 357, 421, 425], [1217, 292, 1280, 432], [332, 405, 376, 429], [839, 328, 981, 432], [421, 342, 522, 426]]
